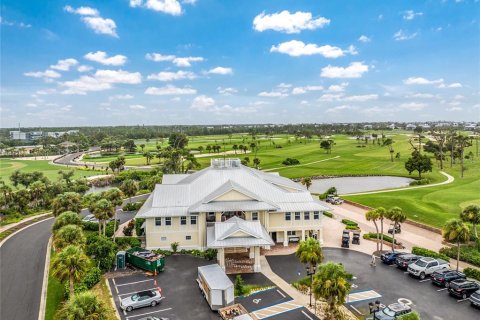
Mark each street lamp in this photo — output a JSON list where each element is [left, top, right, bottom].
[[306, 264, 316, 307], [369, 300, 381, 319]]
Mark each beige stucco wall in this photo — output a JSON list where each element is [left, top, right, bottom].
[[145, 216, 203, 250], [267, 212, 322, 232]]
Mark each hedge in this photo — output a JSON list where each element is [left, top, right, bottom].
[[323, 212, 334, 218], [363, 232, 397, 244], [411, 247, 450, 261], [341, 219, 358, 227], [464, 267, 480, 282], [63, 267, 102, 297], [398, 311, 421, 320], [115, 237, 141, 249], [439, 245, 480, 267], [135, 218, 145, 236]]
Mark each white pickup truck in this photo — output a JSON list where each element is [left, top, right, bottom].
[[407, 257, 449, 279]]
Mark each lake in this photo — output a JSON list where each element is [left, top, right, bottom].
[[309, 176, 414, 195]]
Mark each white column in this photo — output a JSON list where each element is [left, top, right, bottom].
[[283, 230, 288, 246], [318, 227, 324, 245], [217, 248, 225, 271], [249, 247, 255, 259], [254, 247, 261, 272], [301, 229, 306, 241]]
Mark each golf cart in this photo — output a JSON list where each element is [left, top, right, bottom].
[[341, 230, 350, 248], [388, 223, 401, 234], [352, 231, 361, 245], [326, 195, 344, 205]]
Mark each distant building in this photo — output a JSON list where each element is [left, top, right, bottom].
[[363, 125, 373, 130], [405, 124, 416, 130], [9, 131, 27, 140], [388, 124, 396, 130], [465, 123, 478, 131], [46, 130, 79, 138]]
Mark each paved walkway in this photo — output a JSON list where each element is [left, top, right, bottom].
[[343, 171, 454, 196]]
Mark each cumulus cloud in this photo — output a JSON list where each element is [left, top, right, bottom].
[[326, 105, 358, 113], [291, 85, 323, 95], [258, 91, 288, 98], [393, 30, 418, 41], [61, 69, 141, 94], [217, 87, 238, 95], [399, 102, 427, 111], [253, 10, 330, 34], [403, 77, 444, 85], [130, 0, 182, 16], [64, 5, 118, 37], [147, 70, 196, 81], [109, 94, 134, 100], [321, 62, 369, 78], [191, 95, 216, 111], [145, 52, 204, 67], [191, 96, 256, 114], [129, 104, 146, 110], [24, 69, 61, 81], [145, 85, 197, 95], [342, 94, 378, 102], [446, 83, 462, 88], [0, 16, 31, 28], [50, 58, 78, 71], [207, 67, 233, 75], [407, 93, 436, 99], [403, 10, 423, 20], [358, 35, 371, 43], [270, 40, 352, 58], [85, 51, 127, 66], [327, 82, 349, 92], [77, 65, 93, 72]]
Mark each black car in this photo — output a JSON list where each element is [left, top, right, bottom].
[[431, 270, 466, 287], [381, 252, 406, 265], [448, 280, 480, 299], [395, 254, 421, 270], [469, 290, 480, 308]]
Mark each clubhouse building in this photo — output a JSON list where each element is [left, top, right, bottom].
[[136, 158, 329, 272]]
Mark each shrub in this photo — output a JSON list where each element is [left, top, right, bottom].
[[204, 249, 217, 260], [123, 220, 135, 236], [154, 249, 172, 256], [170, 242, 179, 253], [439, 245, 480, 267], [136, 189, 151, 195], [341, 219, 358, 227], [135, 218, 145, 236], [464, 267, 480, 281], [105, 220, 120, 237], [82, 221, 99, 231], [409, 179, 430, 186], [363, 233, 397, 244], [63, 267, 102, 297], [398, 311, 421, 320], [122, 201, 145, 211], [234, 275, 246, 296], [115, 237, 141, 249], [411, 247, 450, 261], [282, 158, 300, 166], [323, 211, 334, 218], [86, 235, 116, 271], [346, 225, 359, 230]]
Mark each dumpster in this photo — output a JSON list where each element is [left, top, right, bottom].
[[197, 264, 234, 311], [126, 247, 165, 273], [116, 251, 126, 270]]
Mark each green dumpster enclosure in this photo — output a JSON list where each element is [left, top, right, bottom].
[[126, 247, 165, 273]]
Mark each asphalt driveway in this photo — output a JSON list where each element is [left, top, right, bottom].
[[266, 248, 479, 320]]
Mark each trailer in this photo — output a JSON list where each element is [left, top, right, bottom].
[[197, 264, 234, 311], [126, 247, 165, 273]]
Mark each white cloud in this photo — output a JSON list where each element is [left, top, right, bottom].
[[270, 40, 348, 58], [217, 87, 238, 95], [85, 51, 127, 66], [191, 95, 216, 111], [130, 0, 182, 16], [145, 52, 204, 67], [393, 30, 418, 41], [321, 62, 369, 78], [408, 93, 436, 99], [36, 89, 57, 95], [207, 67, 233, 75], [403, 10, 423, 20], [318, 93, 344, 102], [399, 102, 427, 110], [145, 85, 197, 95], [191, 96, 257, 114], [26, 103, 38, 108], [147, 70, 196, 81], [447, 83, 462, 88], [50, 58, 78, 71], [0, 16, 31, 28], [327, 82, 348, 92], [64, 5, 118, 37], [403, 77, 444, 85], [173, 56, 204, 67], [358, 35, 371, 43], [326, 105, 358, 113], [61, 70, 141, 95], [292, 85, 323, 95], [253, 11, 329, 34], [24, 69, 61, 80], [258, 91, 287, 98], [446, 106, 463, 112], [60, 105, 72, 112], [347, 45, 358, 55], [94, 69, 142, 84], [109, 94, 134, 101], [342, 94, 378, 102], [129, 104, 146, 110], [145, 53, 176, 61], [77, 65, 93, 72]]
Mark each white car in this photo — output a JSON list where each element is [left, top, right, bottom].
[[408, 257, 449, 279]]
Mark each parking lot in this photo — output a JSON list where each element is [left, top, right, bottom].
[[267, 248, 479, 320]]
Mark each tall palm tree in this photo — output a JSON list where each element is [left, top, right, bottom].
[[386, 207, 407, 251], [443, 219, 470, 271], [52, 245, 90, 297], [296, 237, 324, 307], [29, 180, 46, 208], [376, 207, 387, 251], [301, 177, 312, 190], [456, 135, 472, 178], [52, 192, 82, 216], [365, 209, 380, 252], [52, 211, 83, 233], [104, 188, 124, 241], [120, 179, 139, 203], [460, 205, 480, 239], [92, 199, 115, 236], [382, 138, 395, 162], [57, 291, 108, 320], [53, 225, 86, 251], [312, 262, 351, 320]]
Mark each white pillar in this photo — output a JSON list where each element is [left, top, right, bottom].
[[217, 248, 225, 271], [283, 230, 288, 247], [318, 227, 324, 245], [254, 247, 261, 272], [301, 229, 306, 241], [249, 247, 255, 259]]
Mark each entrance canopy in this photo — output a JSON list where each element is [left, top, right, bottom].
[[207, 216, 274, 249]]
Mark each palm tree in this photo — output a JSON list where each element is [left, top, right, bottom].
[[52, 211, 83, 233], [460, 205, 480, 239], [57, 291, 108, 320], [296, 237, 324, 306], [233, 144, 238, 154], [376, 207, 387, 251], [365, 209, 380, 252], [312, 262, 351, 320], [253, 158, 260, 169], [52, 245, 90, 297], [120, 179, 139, 203], [143, 151, 154, 165], [53, 225, 86, 251], [103, 188, 124, 241], [139, 143, 146, 152], [386, 207, 406, 251], [301, 177, 312, 190], [52, 192, 82, 216], [383, 138, 395, 162], [92, 199, 115, 236], [443, 219, 470, 271], [29, 180, 46, 208], [456, 135, 472, 178]]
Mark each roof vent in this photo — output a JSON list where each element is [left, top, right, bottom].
[[211, 158, 241, 169]]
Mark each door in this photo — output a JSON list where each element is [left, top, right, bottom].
[[271, 232, 277, 242]]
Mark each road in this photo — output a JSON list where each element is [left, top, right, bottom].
[[0, 194, 148, 320]]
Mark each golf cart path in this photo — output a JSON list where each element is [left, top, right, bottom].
[[263, 155, 340, 172], [342, 171, 454, 196]]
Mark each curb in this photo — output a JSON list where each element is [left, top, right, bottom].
[[106, 278, 122, 320], [38, 236, 52, 320], [0, 216, 54, 248], [0, 212, 52, 234]]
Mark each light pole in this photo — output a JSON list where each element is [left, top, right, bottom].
[[306, 264, 316, 307], [369, 300, 381, 319]]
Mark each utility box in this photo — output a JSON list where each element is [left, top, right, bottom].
[[197, 264, 234, 311], [116, 251, 126, 270]]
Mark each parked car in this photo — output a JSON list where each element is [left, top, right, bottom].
[[469, 289, 480, 308], [395, 254, 421, 270], [82, 214, 98, 222], [448, 280, 480, 300], [120, 290, 163, 312], [326, 195, 344, 204], [431, 270, 466, 287], [381, 251, 406, 265], [373, 303, 412, 320], [387, 223, 401, 234], [408, 257, 449, 280]]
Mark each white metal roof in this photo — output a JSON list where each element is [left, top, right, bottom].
[[207, 217, 274, 248], [198, 264, 233, 290]]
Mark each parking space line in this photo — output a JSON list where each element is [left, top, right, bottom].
[[252, 301, 302, 319], [301, 310, 314, 320], [276, 289, 286, 298], [346, 290, 381, 304], [112, 279, 119, 294], [125, 308, 172, 319], [457, 299, 468, 303], [116, 279, 154, 287], [437, 288, 448, 292], [419, 279, 431, 283], [404, 272, 409, 274], [118, 288, 158, 297], [350, 305, 363, 315]]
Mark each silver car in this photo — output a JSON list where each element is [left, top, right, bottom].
[[120, 290, 163, 312]]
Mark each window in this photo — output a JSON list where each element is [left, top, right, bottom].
[[285, 212, 291, 221], [181, 216, 187, 225], [207, 212, 216, 222], [313, 211, 320, 220], [304, 211, 310, 220], [155, 217, 161, 226], [191, 216, 197, 225], [165, 217, 171, 226], [287, 231, 296, 236], [161, 236, 167, 241], [252, 212, 258, 221], [186, 235, 192, 240], [295, 212, 301, 220]]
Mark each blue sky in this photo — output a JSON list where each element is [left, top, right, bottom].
[[1, 0, 479, 127]]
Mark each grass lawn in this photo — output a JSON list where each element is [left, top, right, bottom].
[[0, 158, 101, 185], [91, 277, 119, 320], [45, 250, 64, 320]]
